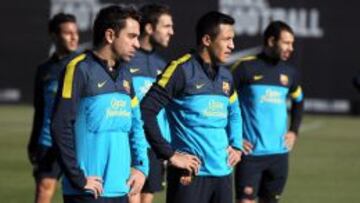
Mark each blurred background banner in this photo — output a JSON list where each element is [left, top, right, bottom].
[[1, 0, 360, 114]]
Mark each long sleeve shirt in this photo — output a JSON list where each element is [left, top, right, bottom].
[[52, 51, 149, 197], [141, 52, 243, 176]]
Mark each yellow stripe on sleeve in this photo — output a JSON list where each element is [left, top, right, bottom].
[[131, 96, 139, 108], [290, 86, 303, 99], [229, 92, 238, 104], [231, 55, 257, 72], [62, 54, 86, 99], [158, 54, 191, 88]]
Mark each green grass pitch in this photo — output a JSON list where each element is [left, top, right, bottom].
[[0, 105, 359, 202]]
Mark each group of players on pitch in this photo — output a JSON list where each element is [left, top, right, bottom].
[[28, 3, 304, 203]]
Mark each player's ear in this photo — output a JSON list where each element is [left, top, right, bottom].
[[104, 28, 116, 44], [202, 34, 212, 47], [145, 23, 154, 35], [268, 36, 275, 47]]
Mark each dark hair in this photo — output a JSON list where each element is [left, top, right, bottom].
[[263, 21, 294, 46], [48, 13, 76, 34], [93, 5, 141, 47], [139, 4, 171, 34], [195, 11, 235, 45]]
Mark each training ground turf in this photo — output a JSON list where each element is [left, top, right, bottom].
[[0, 105, 359, 202]]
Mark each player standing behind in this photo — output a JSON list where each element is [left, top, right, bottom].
[[122, 4, 174, 203], [141, 11, 243, 203], [232, 21, 304, 203], [51, 5, 148, 203], [27, 13, 79, 203]]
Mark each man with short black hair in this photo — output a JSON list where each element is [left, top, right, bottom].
[[232, 21, 304, 203], [141, 11, 243, 203], [28, 12, 79, 203], [122, 4, 174, 203], [51, 5, 149, 203]]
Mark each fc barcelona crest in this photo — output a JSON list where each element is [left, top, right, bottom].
[[280, 74, 289, 86], [222, 81, 230, 95], [123, 80, 131, 93]]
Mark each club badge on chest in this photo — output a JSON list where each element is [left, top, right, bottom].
[[223, 81, 230, 95], [123, 80, 131, 94]]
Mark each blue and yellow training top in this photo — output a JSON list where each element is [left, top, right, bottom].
[[232, 52, 304, 156], [52, 51, 149, 197], [141, 51, 243, 177], [121, 48, 171, 143], [29, 52, 77, 151]]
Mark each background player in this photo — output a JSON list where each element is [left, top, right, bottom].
[[122, 4, 174, 203], [232, 21, 304, 203], [27, 13, 79, 203]]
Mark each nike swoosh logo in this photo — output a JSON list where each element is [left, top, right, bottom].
[[97, 80, 107, 88], [253, 75, 263, 81], [130, 68, 140, 73], [196, 84, 205, 89]]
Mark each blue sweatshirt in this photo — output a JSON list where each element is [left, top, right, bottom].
[[122, 48, 171, 143], [141, 52, 243, 176], [29, 53, 77, 150], [231, 53, 304, 156], [52, 51, 149, 197]]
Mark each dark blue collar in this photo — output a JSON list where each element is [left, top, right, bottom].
[[89, 50, 120, 80], [193, 51, 220, 81]]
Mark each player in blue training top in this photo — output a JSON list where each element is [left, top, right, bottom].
[[27, 13, 79, 203], [141, 11, 243, 203], [51, 6, 148, 203], [231, 21, 304, 203], [122, 4, 174, 203]]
